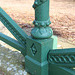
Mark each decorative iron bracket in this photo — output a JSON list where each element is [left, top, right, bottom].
[[48, 48, 75, 75]]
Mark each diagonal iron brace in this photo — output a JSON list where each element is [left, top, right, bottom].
[[0, 33, 25, 56], [0, 7, 28, 47], [0, 7, 28, 56]]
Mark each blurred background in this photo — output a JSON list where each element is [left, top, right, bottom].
[[0, 0, 75, 46]]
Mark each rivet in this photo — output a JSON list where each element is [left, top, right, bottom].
[[41, 22, 44, 26], [34, 1, 38, 5], [35, 22, 38, 26], [46, 22, 50, 26]]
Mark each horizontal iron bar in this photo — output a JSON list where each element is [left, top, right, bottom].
[[0, 33, 26, 56], [0, 7, 28, 47], [48, 48, 75, 67], [51, 63, 75, 67], [49, 48, 75, 55]]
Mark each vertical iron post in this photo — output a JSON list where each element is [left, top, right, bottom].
[[25, 0, 57, 75], [31, 0, 53, 39]]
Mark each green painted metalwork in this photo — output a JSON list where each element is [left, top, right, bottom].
[[0, 7, 28, 56], [0, 0, 75, 75], [31, 0, 53, 39], [0, 33, 25, 55], [0, 8, 28, 47], [25, 36, 57, 75], [48, 48, 75, 75]]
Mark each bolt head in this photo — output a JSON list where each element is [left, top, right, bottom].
[[34, 1, 38, 5]]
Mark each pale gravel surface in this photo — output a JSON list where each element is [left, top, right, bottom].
[[0, 45, 29, 75]]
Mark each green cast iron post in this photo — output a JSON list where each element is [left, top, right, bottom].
[[0, 0, 57, 74], [31, 0, 53, 39], [25, 0, 57, 75]]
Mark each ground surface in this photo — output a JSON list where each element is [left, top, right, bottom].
[[0, 45, 29, 75], [0, 0, 75, 45]]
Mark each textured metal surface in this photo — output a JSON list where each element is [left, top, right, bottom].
[[0, 8, 28, 48], [48, 48, 75, 65], [0, 0, 75, 75], [0, 33, 25, 56], [48, 48, 75, 75], [25, 36, 57, 75], [31, 0, 53, 39], [0, 7, 28, 56]]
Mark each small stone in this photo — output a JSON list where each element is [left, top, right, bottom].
[[1, 45, 4, 47], [18, 70, 23, 73], [12, 66, 17, 70], [15, 73, 19, 75], [10, 64, 14, 67], [7, 67, 12, 71], [8, 50, 12, 53], [0, 60, 1, 66], [18, 70, 23, 74], [6, 55, 11, 59], [1, 53, 4, 56], [23, 71, 27, 75], [7, 62, 10, 65], [3, 60, 6, 63], [22, 59, 25, 62], [15, 51, 19, 54]]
